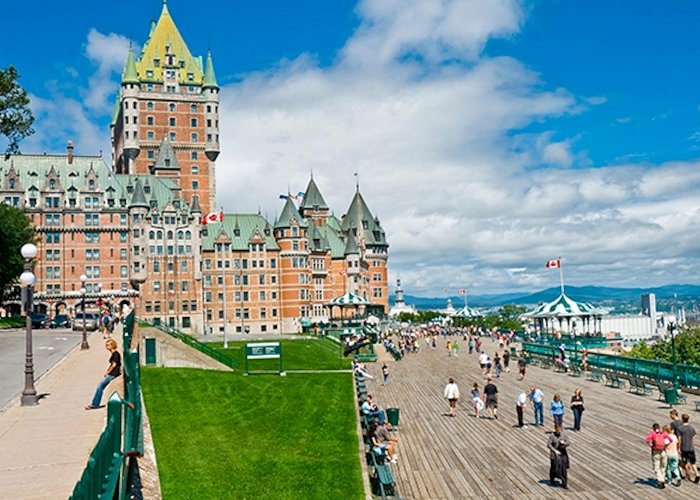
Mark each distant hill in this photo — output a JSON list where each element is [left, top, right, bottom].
[[393, 284, 700, 310]]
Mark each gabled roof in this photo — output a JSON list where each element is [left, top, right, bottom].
[[136, 2, 205, 85], [300, 177, 328, 211]]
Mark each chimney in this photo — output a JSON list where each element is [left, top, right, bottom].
[[67, 141, 74, 164]]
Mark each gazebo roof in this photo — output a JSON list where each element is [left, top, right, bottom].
[[525, 293, 605, 318], [327, 292, 371, 306], [453, 306, 483, 318]]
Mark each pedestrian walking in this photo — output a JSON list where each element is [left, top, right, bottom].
[[468, 336, 475, 354], [446, 340, 453, 356], [471, 382, 484, 418], [664, 425, 682, 487], [646, 423, 670, 489], [444, 377, 461, 417], [529, 386, 544, 426], [550, 393, 565, 429], [453, 341, 460, 357], [517, 355, 527, 380], [548, 426, 570, 489], [676, 413, 700, 483], [85, 339, 121, 410], [570, 389, 585, 431], [382, 363, 389, 386], [493, 352, 502, 378], [516, 389, 528, 428], [483, 377, 499, 419], [503, 349, 510, 372]]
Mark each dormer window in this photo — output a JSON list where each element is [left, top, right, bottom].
[[146, 69, 154, 79], [154, 58, 160, 68], [164, 159, 171, 167], [88, 179, 95, 190], [234, 228, 240, 237], [49, 179, 56, 189], [150, 200, 157, 209], [144, 185, 151, 194], [8, 179, 15, 189], [187, 73, 194, 81]]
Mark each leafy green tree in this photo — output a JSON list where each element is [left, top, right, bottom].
[[0, 66, 34, 157], [0, 204, 36, 304], [629, 327, 700, 367]]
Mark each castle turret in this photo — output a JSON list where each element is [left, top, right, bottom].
[[203, 50, 220, 162], [121, 47, 141, 168]]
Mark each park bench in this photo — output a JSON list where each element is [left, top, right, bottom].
[[628, 378, 654, 396], [569, 364, 583, 377], [357, 353, 378, 363], [386, 344, 402, 361], [604, 373, 626, 389], [586, 371, 604, 383], [658, 385, 687, 405], [372, 464, 399, 499]]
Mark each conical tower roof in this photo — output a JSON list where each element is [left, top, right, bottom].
[[203, 50, 218, 89], [122, 47, 139, 84], [153, 136, 181, 171], [300, 176, 328, 211], [274, 197, 307, 229], [130, 178, 149, 208]]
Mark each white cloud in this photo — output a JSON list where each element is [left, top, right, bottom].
[[216, 0, 700, 296]]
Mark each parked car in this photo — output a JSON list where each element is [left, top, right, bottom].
[[72, 312, 100, 332], [50, 314, 71, 329], [30, 312, 52, 329]]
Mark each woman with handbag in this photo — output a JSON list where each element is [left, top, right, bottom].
[[570, 388, 585, 431]]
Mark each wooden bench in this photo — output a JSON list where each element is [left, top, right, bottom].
[[628, 378, 654, 396], [586, 371, 604, 383], [604, 373, 625, 389], [372, 464, 398, 499]]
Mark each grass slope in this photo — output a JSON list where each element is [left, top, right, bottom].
[[142, 365, 363, 499]]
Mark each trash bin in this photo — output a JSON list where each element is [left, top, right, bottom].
[[387, 407, 400, 427], [664, 388, 677, 407]]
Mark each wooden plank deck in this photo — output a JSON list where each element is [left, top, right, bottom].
[[366, 339, 694, 499]]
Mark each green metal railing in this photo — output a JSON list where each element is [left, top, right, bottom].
[[144, 320, 239, 368], [521, 342, 700, 390], [70, 309, 144, 500]]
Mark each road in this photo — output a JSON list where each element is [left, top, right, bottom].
[[0, 327, 86, 411]]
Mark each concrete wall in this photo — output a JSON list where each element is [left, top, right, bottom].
[[139, 326, 232, 371]]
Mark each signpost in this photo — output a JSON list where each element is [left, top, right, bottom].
[[244, 342, 284, 376]]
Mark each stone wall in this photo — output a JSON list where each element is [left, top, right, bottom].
[[139, 327, 232, 371]]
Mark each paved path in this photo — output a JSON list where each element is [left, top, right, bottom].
[[366, 339, 696, 499], [0, 327, 85, 411], [0, 330, 123, 500]]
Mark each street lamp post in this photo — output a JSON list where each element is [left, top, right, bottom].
[[80, 274, 89, 349], [668, 321, 678, 389], [20, 243, 38, 406]]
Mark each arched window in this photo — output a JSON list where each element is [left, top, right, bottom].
[[185, 230, 192, 240], [157, 230, 163, 239], [167, 230, 173, 239], [8, 179, 15, 189], [49, 179, 56, 189]]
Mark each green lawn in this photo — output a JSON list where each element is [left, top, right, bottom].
[[210, 338, 353, 371], [142, 367, 364, 500]]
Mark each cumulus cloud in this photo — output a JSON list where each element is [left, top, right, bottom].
[[25, 29, 131, 157], [216, 0, 700, 295]]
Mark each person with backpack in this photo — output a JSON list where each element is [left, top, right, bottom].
[[646, 423, 670, 489]]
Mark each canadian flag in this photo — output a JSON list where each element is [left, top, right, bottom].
[[202, 210, 224, 225], [545, 259, 561, 269], [457, 289, 466, 295]]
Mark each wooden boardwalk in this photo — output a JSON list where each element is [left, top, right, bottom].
[[366, 339, 697, 499]]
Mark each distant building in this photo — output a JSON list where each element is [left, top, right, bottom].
[[389, 278, 416, 316]]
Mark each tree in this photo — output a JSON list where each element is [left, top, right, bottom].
[[0, 66, 34, 157], [0, 204, 36, 304]]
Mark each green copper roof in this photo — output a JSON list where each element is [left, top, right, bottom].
[[203, 50, 218, 89], [130, 178, 149, 208], [344, 233, 359, 255], [201, 214, 280, 251], [122, 47, 139, 85], [274, 198, 307, 229], [300, 177, 328, 211], [152, 136, 180, 171], [341, 190, 388, 246]]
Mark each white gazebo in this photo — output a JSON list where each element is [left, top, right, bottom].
[[525, 293, 607, 335], [452, 305, 484, 318]]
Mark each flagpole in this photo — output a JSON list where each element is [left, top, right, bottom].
[[559, 257, 565, 295]]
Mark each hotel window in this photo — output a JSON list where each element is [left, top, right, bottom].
[[169, 117, 176, 126], [46, 232, 60, 244], [192, 181, 199, 190], [259, 291, 266, 301], [181, 282, 189, 292], [190, 118, 197, 127], [191, 166, 199, 174], [373, 288, 383, 298], [190, 104, 197, 112], [147, 150, 154, 159], [191, 133, 198, 142], [191, 151, 198, 160], [146, 84, 153, 92], [147, 102, 154, 110], [169, 132, 176, 141], [120, 232, 127, 243], [147, 116, 154, 125], [153, 281, 161, 292], [169, 103, 175, 112]]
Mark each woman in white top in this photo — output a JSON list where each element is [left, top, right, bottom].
[[444, 377, 461, 417]]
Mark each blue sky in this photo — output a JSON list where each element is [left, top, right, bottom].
[[2, 0, 700, 296]]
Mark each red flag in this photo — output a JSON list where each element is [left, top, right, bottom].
[[545, 259, 561, 269], [457, 289, 466, 295], [202, 210, 224, 225]]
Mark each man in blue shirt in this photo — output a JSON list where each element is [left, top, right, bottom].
[[530, 386, 545, 426], [361, 395, 386, 424]]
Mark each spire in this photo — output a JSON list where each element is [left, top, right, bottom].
[[274, 197, 306, 229], [190, 194, 202, 214], [130, 178, 149, 208], [203, 49, 219, 89], [300, 176, 328, 211], [122, 46, 139, 84], [162, 0, 169, 15]]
